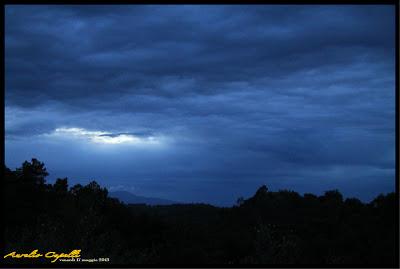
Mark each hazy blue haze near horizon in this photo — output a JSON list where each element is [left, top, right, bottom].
[[5, 5, 395, 206]]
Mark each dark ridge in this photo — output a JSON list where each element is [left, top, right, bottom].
[[3, 159, 398, 266]]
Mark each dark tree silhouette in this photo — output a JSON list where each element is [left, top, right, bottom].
[[3, 159, 398, 266]]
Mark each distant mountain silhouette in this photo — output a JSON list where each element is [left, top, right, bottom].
[[109, 191, 179, 205]]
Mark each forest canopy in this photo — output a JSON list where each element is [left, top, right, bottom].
[[3, 158, 398, 266]]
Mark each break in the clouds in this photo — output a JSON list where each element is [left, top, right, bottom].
[[5, 5, 395, 205], [47, 127, 162, 145]]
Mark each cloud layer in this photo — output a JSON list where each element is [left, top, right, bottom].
[[5, 5, 395, 205]]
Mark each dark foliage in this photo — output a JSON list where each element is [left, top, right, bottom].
[[3, 159, 398, 265]]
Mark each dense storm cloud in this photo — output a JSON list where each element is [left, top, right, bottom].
[[5, 5, 395, 205]]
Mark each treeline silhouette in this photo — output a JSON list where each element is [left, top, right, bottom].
[[3, 159, 398, 265]]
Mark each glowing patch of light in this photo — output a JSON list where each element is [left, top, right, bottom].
[[55, 127, 106, 137], [92, 134, 139, 144], [52, 127, 161, 145]]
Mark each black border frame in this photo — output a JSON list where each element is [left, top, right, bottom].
[[1, 1, 398, 268]]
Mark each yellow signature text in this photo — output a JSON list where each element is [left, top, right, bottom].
[[4, 249, 43, 259], [4, 249, 81, 263]]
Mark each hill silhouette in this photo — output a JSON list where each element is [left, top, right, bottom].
[[3, 158, 398, 266], [109, 190, 178, 205]]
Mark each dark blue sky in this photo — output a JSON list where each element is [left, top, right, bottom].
[[5, 5, 395, 205]]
